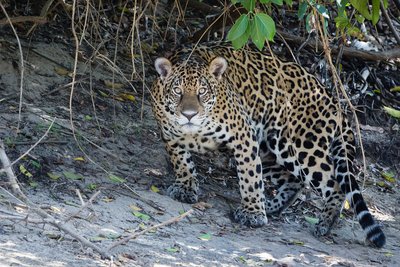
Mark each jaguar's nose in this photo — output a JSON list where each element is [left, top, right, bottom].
[[182, 110, 198, 121]]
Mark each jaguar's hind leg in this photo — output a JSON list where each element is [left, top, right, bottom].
[[261, 151, 303, 214], [265, 173, 303, 214]]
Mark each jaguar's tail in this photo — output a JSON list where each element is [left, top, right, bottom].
[[333, 119, 385, 248]]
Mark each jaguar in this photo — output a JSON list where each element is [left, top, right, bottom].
[[150, 42, 385, 247]]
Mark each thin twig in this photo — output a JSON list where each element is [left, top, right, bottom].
[[315, 13, 367, 189], [0, 119, 55, 173], [64, 190, 101, 222], [107, 209, 194, 251]]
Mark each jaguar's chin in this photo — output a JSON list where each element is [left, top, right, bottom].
[[180, 123, 201, 133]]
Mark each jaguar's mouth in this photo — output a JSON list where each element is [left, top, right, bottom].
[[180, 122, 201, 132]]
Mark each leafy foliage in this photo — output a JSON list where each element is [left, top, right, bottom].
[[228, 0, 388, 49]]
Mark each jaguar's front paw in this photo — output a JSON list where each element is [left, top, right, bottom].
[[233, 206, 268, 227], [167, 183, 198, 204]]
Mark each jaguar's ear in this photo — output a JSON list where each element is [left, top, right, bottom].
[[209, 57, 227, 79], [155, 57, 172, 80]]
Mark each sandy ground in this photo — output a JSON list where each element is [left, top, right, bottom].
[[0, 35, 399, 267]]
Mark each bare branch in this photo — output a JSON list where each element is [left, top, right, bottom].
[[107, 209, 194, 251]]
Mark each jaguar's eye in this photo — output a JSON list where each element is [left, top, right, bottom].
[[198, 87, 207, 95], [172, 87, 182, 95]]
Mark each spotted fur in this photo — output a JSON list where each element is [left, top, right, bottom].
[[151, 43, 385, 247]]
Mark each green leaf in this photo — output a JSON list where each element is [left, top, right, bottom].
[[29, 181, 39, 188], [315, 4, 329, 19], [260, 0, 272, 3], [271, 0, 283, 5], [304, 216, 319, 225], [371, 0, 380, 24], [381, 172, 396, 183], [132, 211, 150, 221], [108, 174, 126, 183], [103, 232, 121, 240], [335, 16, 350, 29], [31, 160, 41, 169], [383, 0, 388, 8], [19, 164, 33, 178], [390, 86, 400, 92], [350, 0, 372, 20], [383, 106, 400, 119], [231, 26, 251, 49], [298, 1, 308, 20], [384, 251, 394, 257], [87, 183, 98, 190], [166, 247, 180, 253], [251, 16, 266, 50], [241, 0, 256, 11], [336, 0, 349, 8], [284, 0, 293, 6], [63, 171, 83, 180], [347, 27, 361, 37], [305, 13, 315, 33], [150, 185, 160, 193], [347, 26, 362, 38], [292, 240, 305, 246], [47, 172, 61, 180], [356, 14, 365, 23], [238, 256, 247, 263], [227, 14, 249, 41], [198, 233, 212, 241], [253, 13, 276, 43]]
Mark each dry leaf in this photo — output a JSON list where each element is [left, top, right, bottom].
[[129, 204, 142, 211], [104, 80, 123, 89], [383, 106, 400, 119], [150, 185, 160, 193], [118, 93, 135, 102], [54, 66, 70, 76]]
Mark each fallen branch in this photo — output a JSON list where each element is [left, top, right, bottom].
[[30, 204, 111, 259], [177, 0, 220, 15], [278, 31, 400, 61], [0, 16, 47, 25], [190, 7, 400, 62], [0, 141, 26, 201], [107, 209, 194, 251], [0, 141, 111, 259]]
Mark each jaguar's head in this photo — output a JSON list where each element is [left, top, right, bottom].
[[154, 56, 227, 132]]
